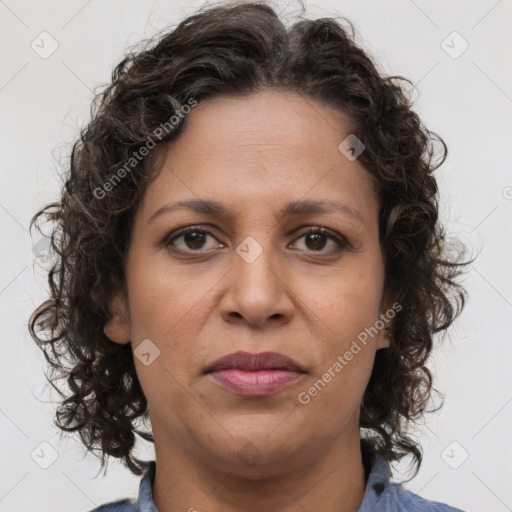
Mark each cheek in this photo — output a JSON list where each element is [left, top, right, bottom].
[[297, 258, 383, 402], [299, 335, 376, 422], [303, 261, 384, 344], [125, 253, 220, 396], [125, 250, 211, 340]]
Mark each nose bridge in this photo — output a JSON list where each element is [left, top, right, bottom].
[[231, 209, 278, 274], [221, 229, 293, 326], [234, 231, 281, 296]]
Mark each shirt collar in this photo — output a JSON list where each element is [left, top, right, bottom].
[[136, 460, 157, 512], [136, 453, 392, 511], [356, 454, 393, 511]]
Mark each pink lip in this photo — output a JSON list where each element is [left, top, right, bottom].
[[205, 350, 306, 397], [209, 369, 305, 396], [206, 350, 305, 372]]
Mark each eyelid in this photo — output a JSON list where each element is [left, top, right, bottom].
[[162, 224, 223, 247]]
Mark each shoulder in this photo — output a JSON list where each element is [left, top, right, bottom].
[[85, 498, 137, 512], [85, 460, 156, 512], [388, 482, 466, 511], [360, 451, 466, 512]]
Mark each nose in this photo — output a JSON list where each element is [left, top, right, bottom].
[[219, 241, 295, 328]]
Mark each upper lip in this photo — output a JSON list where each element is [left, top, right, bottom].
[[205, 351, 306, 373]]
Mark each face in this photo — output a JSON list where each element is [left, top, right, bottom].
[[105, 90, 391, 477]]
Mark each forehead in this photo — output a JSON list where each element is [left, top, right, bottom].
[[139, 90, 379, 222]]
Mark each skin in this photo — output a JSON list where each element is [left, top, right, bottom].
[[104, 90, 393, 512]]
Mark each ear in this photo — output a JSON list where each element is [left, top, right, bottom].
[[375, 324, 391, 350], [104, 291, 131, 345], [375, 289, 396, 350]]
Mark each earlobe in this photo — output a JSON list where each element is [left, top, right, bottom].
[[103, 292, 131, 345], [377, 290, 396, 350], [376, 326, 392, 350]]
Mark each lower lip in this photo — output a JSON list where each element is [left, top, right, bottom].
[[208, 369, 305, 396]]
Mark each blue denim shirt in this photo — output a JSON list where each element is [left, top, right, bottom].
[[88, 455, 465, 511]]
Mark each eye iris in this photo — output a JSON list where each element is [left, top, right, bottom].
[[305, 232, 327, 251], [184, 231, 206, 249]]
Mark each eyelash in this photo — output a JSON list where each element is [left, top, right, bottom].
[[161, 225, 350, 255]]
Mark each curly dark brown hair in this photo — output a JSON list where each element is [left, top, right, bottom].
[[29, 0, 471, 479]]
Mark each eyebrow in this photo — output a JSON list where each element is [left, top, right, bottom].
[[148, 198, 365, 225]]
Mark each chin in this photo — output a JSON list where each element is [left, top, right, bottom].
[[224, 445, 305, 480], [206, 431, 307, 478]]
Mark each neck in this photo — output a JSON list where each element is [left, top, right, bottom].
[[151, 424, 368, 512]]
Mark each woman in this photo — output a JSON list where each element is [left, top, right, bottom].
[[29, 2, 470, 511]]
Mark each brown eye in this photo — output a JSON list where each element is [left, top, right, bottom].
[[163, 226, 222, 253], [162, 225, 349, 256], [304, 232, 328, 251], [290, 228, 349, 253], [180, 230, 209, 250]]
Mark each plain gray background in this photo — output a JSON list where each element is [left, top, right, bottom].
[[1, 1, 511, 511]]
